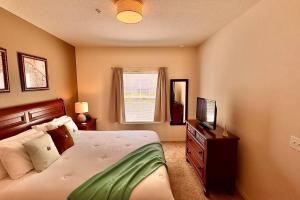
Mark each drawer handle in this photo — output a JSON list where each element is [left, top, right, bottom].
[[198, 151, 203, 155], [198, 166, 203, 171]]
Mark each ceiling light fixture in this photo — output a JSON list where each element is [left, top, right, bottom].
[[116, 0, 143, 24]]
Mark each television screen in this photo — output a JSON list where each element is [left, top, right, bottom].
[[196, 97, 217, 130]]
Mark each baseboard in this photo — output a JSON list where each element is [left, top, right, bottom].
[[160, 137, 185, 142]]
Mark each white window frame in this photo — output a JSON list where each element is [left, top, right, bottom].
[[123, 71, 159, 124]]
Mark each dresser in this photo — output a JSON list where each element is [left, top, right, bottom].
[[186, 120, 239, 196]]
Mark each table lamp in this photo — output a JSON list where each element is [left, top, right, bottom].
[[75, 102, 89, 122]]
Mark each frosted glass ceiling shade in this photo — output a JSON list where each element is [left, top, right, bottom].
[[75, 102, 89, 113], [116, 0, 143, 24]]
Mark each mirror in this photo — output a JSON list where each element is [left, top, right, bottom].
[[0, 47, 9, 93], [170, 79, 188, 125]]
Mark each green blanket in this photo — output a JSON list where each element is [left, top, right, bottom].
[[68, 142, 166, 200]]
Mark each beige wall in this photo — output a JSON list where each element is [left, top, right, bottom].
[[197, 0, 300, 199], [0, 8, 78, 115], [76, 47, 198, 141]]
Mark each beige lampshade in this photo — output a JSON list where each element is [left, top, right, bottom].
[[75, 102, 89, 113], [116, 0, 143, 24]]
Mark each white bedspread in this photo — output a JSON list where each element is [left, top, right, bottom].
[[0, 130, 174, 200]]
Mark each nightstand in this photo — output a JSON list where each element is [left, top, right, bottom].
[[76, 118, 97, 130]]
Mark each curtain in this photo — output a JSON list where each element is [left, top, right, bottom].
[[154, 67, 168, 122], [110, 67, 125, 123]]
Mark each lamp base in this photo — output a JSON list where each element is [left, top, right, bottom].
[[77, 113, 87, 123]]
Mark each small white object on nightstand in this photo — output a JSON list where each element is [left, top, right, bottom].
[[222, 124, 229, 137]]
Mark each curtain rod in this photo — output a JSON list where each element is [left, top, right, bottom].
[[111, 67, 167, 69], [111, 67, 167, 73]]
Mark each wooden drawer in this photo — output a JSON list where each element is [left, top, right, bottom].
[[187, 123, 206, 147], [187, 124, 196, 136], [195, 160, 205, 182], [186, 147, 205, 182], [186, 133, 205, 165], [194, 145, 205, 164], [187, 130, 205, 149], [195, 131, 205, 146]]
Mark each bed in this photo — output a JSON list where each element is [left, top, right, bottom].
[[0, 99, 174, 200]]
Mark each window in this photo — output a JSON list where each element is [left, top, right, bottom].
[[123, 72, 158, 123]]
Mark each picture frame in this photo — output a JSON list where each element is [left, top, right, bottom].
[[18, 52, 49, 91], [0, 47, 10, 93]]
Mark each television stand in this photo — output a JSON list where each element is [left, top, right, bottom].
[[186, 119, 240, 196]]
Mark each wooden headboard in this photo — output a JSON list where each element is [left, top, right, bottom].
[[0, 99, 66, 140]]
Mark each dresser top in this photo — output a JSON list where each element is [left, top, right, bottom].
[[187, 119, 239, 140]]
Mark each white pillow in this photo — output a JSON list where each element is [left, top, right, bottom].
[[52, 115, 72, 126], [0, 129, 39, 180], [52, 116, 72, 126], [24, 134, 60, 172], [64, 120, 80, 143], [64, 119, 78, 132], [0, 129, 39, 144], [0, 143, 33, 179], [32, 121, 58, 132], [54, 115, 68, 120], [0, 131, 44, 179]]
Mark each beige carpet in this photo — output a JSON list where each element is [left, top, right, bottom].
[[162, 142, 244, 200]]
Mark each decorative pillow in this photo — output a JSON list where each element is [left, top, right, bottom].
[[52, 116, 79, 143], [64, 119, 78, 132], [64, 120, 80, 142], [24, 134, 60, 172], [47, 125, 74, 154], [0, 129, 44, 179]]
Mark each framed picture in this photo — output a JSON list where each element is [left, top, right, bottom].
[[0, 47, 10, 93], [18, 53, 49, 91]]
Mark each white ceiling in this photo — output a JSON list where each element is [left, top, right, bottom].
[[0, 0, 260, 47]]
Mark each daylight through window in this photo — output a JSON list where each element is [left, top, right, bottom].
[[123, 72, 158, 123]]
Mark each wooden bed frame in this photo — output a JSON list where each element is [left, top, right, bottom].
[[0, 99, 66, 140]]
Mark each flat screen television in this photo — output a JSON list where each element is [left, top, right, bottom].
[[196, 97, 217, 130]]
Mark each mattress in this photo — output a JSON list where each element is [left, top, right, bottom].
[[0, 130, 174, 200]]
